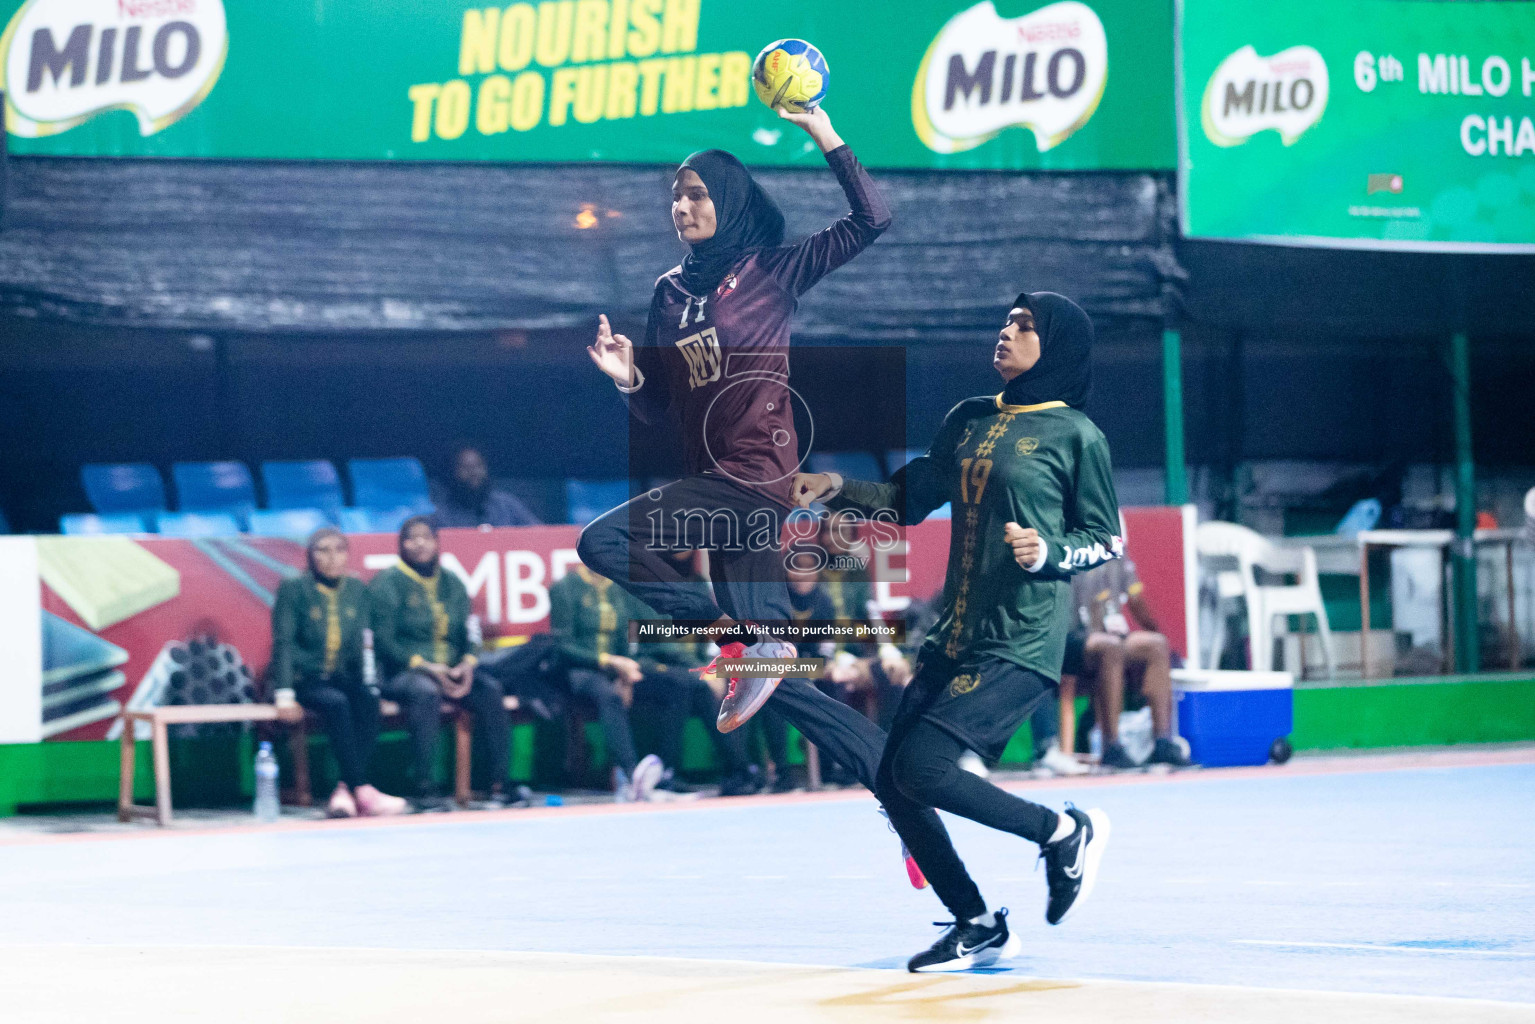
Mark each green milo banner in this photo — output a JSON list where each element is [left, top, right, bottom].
[[1, 0, 1172, 169], [1178, 0, 1535, 251]]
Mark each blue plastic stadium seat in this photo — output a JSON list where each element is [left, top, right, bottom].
[[338, 506, 419, 534], [337, 507, 372, 533], [808, 451, 885, 483], [80, 463, 167, 519], [260, 460, 344, 516], [61, 512, 146, 535], [172, 461, 257, 527], [249, 508, 330, 538], [565, 480, 631, 526], [347, 458, 432, 514], [155, 510, 242, 537]]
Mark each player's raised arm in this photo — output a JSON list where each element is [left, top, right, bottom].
[[760, 107, 893, 297]]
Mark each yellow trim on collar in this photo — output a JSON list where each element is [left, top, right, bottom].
[[994, 395, 1068, 414], [396, 560, 436, 585]]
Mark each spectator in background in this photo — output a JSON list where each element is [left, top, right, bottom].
[[430, 444, 540, 528], [370, 516, 519, 807], [548, 564, 666, 801], [1027, 628, 1090, 777], [1072, 556, 1190, 769], [271, 528, 408, 817]]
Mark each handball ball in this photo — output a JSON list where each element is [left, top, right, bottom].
[[752, 39, 828, 113]]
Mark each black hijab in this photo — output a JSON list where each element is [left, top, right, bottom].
[[306, 526, 347, 587], [675, 149, 785, 296], [398, 515, 440, 577], [1001, 291, 1093, 410]]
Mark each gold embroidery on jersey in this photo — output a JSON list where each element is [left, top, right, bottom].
[[948, 672, 981, 696], [973, 413, 1014, 458], [947, 412, 1014, 657]]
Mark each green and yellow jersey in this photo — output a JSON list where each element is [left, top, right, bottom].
[[270, 574, 369, 690], [829, 394, 1122, 681], [368, 562, 474, 677]]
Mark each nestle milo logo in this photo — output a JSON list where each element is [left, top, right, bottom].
[[912, 0, 1108, 155], [3, 0, 227, 137], [1201, 44, 1328, 148]]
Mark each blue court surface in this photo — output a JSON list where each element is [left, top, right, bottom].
[[2, 749, 1532, 1022]]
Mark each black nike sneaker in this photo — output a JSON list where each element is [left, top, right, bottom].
[[1041, 805, 1112, 925], [1147, 737, 1192, 768], [1100, 740, 1143, 770], [907, 908, 1021, 972]]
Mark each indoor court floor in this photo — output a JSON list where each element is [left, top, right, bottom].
[[2, 747, 1532, 1023]]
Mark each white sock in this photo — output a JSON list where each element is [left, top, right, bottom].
[[969, 910, 996, 929], [1048, 810, 1076, 844]]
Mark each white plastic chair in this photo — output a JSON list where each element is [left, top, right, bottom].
[[1196, 521, 1336, 678]]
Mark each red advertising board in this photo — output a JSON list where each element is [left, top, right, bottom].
[[35, 507, 1190, 742]]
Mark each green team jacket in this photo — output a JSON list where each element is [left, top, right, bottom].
[[550, 568, 711, 672], [548, 567, 640, 672], [828, 395, 1122, 681], [368, 562, 473, 678], [270, 574, 370, 690]]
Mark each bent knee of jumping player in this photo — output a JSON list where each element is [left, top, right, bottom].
[[575, 514, 622, 574]]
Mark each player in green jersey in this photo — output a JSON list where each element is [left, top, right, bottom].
[[792, 291, 1122, 972]]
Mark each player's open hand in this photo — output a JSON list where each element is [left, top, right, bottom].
[[778, 106, 842, 152], [1005, 522, 1043, 570], [791, 472, 839, 508], [588, 314, 635, 385]]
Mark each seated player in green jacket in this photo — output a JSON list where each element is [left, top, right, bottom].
[[369, 516, 516, 807], [548, 564, 669, 801], [271, 527, 407, 818], [633, 550, 761, 797]]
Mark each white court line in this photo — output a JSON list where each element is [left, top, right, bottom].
[[1237, 940, 1535, 958]]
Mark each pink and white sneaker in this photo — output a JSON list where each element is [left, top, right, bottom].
[[353, 784, 408, 817], [698, 639, 795, 733], [326, 784, 357, 819]]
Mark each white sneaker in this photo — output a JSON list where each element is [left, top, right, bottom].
[[957, 751, 989, 778], [1039, 743, 1089, 776], [628, 754, 665, 802]]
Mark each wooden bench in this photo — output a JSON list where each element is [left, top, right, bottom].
[[286, 695, 521, 808], [118, 703, 305, 827], [118, 695, 521, 827]]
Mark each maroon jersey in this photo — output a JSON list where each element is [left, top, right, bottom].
[[625, 145, 891, 509]]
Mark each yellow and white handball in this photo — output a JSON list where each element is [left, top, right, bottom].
[[751, 38, 830, 113]]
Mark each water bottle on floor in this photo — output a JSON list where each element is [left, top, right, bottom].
[[254, 741, 280, 823]]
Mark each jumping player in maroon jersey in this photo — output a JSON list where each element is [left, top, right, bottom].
[[577, 105, 896, 800]]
